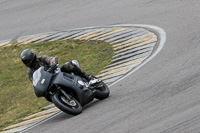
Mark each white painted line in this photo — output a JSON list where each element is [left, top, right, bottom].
[[75, 28, 107, 39], [111, 48, 153, 62], [111, 30, 149, 44], [20, 111, 61, 133], [115, 38, 157, 53], [113, 42, 156, 58], [112, 32, 154, 47], [107, 51, 152, 68], [101, 57, 147, 73], [98, 28, 129, 40]]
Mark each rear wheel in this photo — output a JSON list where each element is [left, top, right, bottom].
[[51, 91, 82, 115], [94, 82, 110, 100]]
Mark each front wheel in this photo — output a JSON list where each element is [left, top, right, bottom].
[[51, 91, 82, 115], [94, 82, 110, 100]]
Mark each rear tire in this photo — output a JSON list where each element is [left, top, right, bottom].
[[95, 82, 110, 100], [51, 91, 82, 115]]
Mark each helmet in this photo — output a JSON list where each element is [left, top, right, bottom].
[[21, 49, 37, 68]]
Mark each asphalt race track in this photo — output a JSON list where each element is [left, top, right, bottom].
[[1, 0, 200, 133]]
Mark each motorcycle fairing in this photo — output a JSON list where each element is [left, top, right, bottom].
[[52, 72, 95, 105], [33, 67, 53, 97]]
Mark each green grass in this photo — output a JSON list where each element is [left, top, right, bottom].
[[0, 39, 114, 131]]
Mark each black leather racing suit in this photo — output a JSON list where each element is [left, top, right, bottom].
[[27, 55, 90, 82]]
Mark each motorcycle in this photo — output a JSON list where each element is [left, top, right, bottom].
[[32, 61, 110, 115]]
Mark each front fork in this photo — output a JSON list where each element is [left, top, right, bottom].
[[55, 85, 72, 101]]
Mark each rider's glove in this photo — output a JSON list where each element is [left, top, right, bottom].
[[50, 57, 58, 70], [50, 63, 57, 70]]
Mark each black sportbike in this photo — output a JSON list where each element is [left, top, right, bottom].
[[33, 62, 109, 115]]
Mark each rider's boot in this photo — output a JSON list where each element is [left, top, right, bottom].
[[82, 72, 101, 87], [68, 60, 101, 86]]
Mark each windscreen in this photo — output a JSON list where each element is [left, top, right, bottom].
[[33, 67, 42, 87]]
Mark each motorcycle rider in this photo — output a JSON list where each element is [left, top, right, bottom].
[[20, 49, 96, 83]]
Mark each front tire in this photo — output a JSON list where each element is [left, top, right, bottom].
[[94, 82, 110, 100], [51, 91, 82, 115]]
